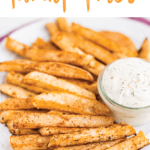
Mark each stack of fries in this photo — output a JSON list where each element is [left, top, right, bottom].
[[0, 18, 150, 150]]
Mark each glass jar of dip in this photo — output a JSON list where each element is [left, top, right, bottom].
[[97, 58, 150, 126]]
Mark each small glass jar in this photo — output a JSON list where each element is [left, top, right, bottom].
[[97, 66, 150, 126]]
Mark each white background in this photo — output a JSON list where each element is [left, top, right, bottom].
[[0, 0, 150, 17]]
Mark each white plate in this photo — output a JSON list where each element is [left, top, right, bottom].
[[0, 18, 150, 150]]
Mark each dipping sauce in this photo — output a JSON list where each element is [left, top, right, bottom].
[[102, 58, 150, 108]]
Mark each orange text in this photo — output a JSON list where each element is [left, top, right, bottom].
[[12, 0, 135, 12]]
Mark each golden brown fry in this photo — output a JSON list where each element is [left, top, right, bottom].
[[0, 110, 21, 123], [139, 38, 150, 61], [0, 98, 35, 110], [39, 127, 87, 136], [30, 91, 110, 116], [56, 17, 71, 33], [56, 21, 116, 64], [6, 120, 39, 135], [23, 71, 96, 99], [85, 59, 105, 76], [62, 79, 98, 94], [111, 52, 127, 59], [0, 59, 33, 73], [86, 81, 98, 94], [71, 23, 138, 57], [0, 110, 47, 123], [50, 32, 105, 75], [48, 123, 135, 147], [36, 62, 94, 81], [54, 138, 126, 150], [63, 32, 117, 64], [3, 59, 94, 81], [13, 113, 113, 129], [5, 37, 29, 56], [10, 134, 52, 149], [48, 110, 70, 115], [101, 31, 136, 59], [5, 37, 105, 75], [0, 83, 36, 98], [51, 32, 105, 75], [32, 38, 58, 50], [6, 72, 49, 94], [100, 31, 137, 53], [46, 23, 59, 36], [106, 131, 150, 150], [51, 32, 84, 55]]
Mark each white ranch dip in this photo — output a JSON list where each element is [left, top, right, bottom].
[[102, 58, 150, 108]]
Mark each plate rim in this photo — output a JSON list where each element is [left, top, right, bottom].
[[0, 17, 150, 44]]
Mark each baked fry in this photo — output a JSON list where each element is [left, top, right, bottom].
[[0, 110, 22, 123], [0, 110, 47, 123], [48, 123, 135, 147], [0, 98, 35, 110], [49, 29, 105, 75], [62, 32, 117, 64], [51, 31, 106, 74], [30, 91, 110, 116], [51, 32, 84, 55], [56, 17, 71, 33], [6, 120, 39, 135], [85, 59, 105, 76], [51, 32, 105, 75], [63, 79, 98, 94], [106, 131, 150, 150], [5, 37, 30, 56], [85, 81, 98, 94], [3, 59, 94, 81], [0, 83, 36, 98], [54, 138, 126, 150], [5, 37, 105, 75], [111, 52, 127, 59], [6, 72, 49, 94], [39, 127, 87, 136], [56, 20, 116, 64], [32, 38, 58, 50], [0, 59, 33, 73], [23, 71, 96, 99], [46, 23, 59, 36], [139, 38, 150, 61], [71, 23, 138, 57], [48, 110, 70, 115], [34, 62, 94, 81], [100, 31, 137, 53], [13, 113, 113, 129], [10, 134, 52, 149]]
